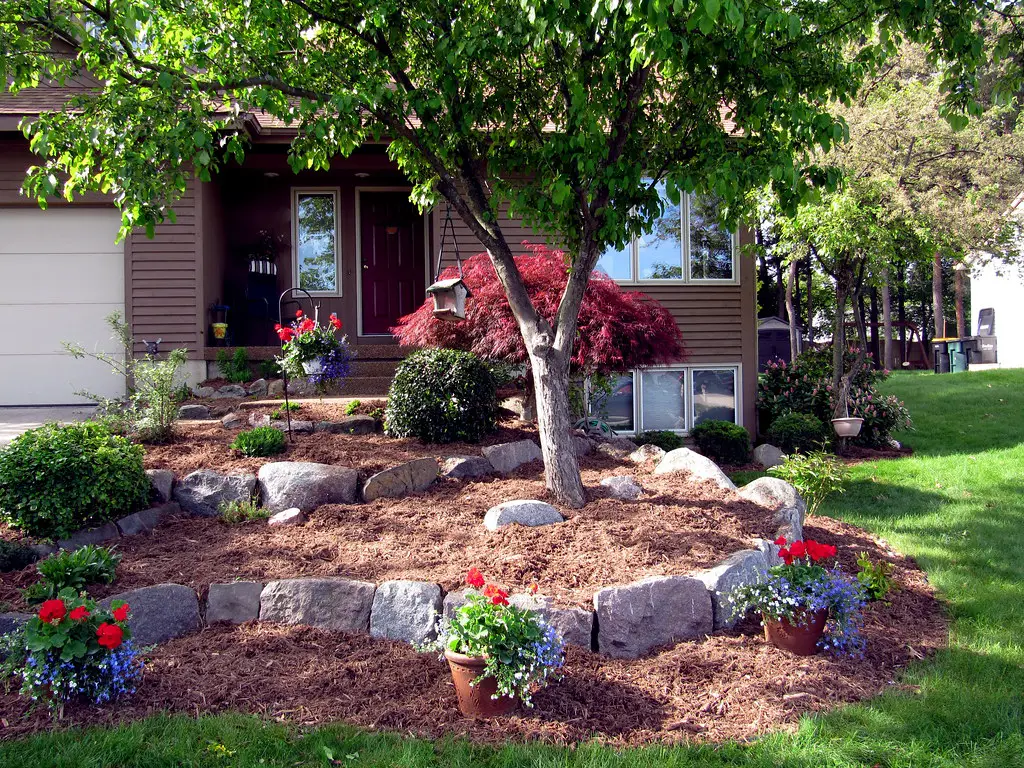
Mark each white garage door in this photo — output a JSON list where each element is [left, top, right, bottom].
[[0, 207, 126, 405]]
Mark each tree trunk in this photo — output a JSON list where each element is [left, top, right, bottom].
[[932, 253, 945, 339], [897, 272, 907, 363], [881, 269, 895, 370], [869, 287, 880, 367], [954, 267, 966, 338], [528, 346, 586, 508], [785, 259, 799, 360], [805, 255, 814, 342]]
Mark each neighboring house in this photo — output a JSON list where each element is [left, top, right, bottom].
[[969, 193, 1024, 368], [0, 87, 757, 436], [757, 316, 803, 371]]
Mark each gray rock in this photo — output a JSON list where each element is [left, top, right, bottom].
[[753, 443, 786, 469], [363, 458, 438, 502], [28, 543, 57, 560], [146, 468, 175, 503], [247, 378, 269, 398], [753, 537, 783, 567], [270, 419, 314, 434], [508, 594, 594, 649], [249, 412, 271, 427], [259, 578, 376, 633], [173, 469, 257, 517], [440, 455, 494, 480], [267, 379, 285, 398], [501, 394, 536, 421], [694, 549, 769, 629], [258, 462, 359, 512], [630, 443, 666, 464], [318, 416, 376, 435], [212, 384, 248, 399], [268, 507, 306, 526], [573, 435, 596, 457], [191, 385, 216, 399], [178, 404, 212, 420], [738, 477, 807, 541], [116, 502, 178, 537], [206, 582, 264, 624], [596, 438, 640, 460], [221, 412, 244, 429], [593, 575, 713, 658], [0, 612, 31, 639], [654, 447, 737, 491], [600, 475, 643, 501], [369, 580, 443, 645], [100, 584, 202, 645], [57, 522, 120, 551], [481, 439, 543, 474], [484, 500, 564, 531], [287, 379, 316, 397], [442, 588, 474, 620]]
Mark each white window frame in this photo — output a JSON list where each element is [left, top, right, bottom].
[[292, 187, 342, 297], [596, 193, 739, 285], [588, 364, 743, 435]]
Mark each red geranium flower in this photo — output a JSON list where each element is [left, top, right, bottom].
[[295, 309, 303, 317], [329, 313, 342, 330], [96, 623, 124, 650], [466, 567, 485, 589], [778, 547, 795, 566], [774, 536, 787, 546], [112, 603, 130, 622], [482, 583, 509, 605], [789, 540, 807, 559], [69, 605, 90, 621], [38, 599, 66, 624]]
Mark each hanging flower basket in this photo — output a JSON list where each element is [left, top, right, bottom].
[[301, 359, 323, 375], [831, 417, 864, 438], [275, 310, 353, 389]]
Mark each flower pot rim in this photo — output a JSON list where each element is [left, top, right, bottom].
[[830, 417, 864, 424], [443, 648, 488, 666]]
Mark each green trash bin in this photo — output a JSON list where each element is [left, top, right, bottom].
[[948, 339, 968, 373]]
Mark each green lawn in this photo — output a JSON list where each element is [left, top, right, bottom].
[[3, 371, 1023, 767]]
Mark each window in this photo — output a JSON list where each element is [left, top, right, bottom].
[[594, 189, 737, 283], [589, 365, 740, 434], [294, 190, 340, 294]]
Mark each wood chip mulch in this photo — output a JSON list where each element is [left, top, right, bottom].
[[0, 513, 946, 745]]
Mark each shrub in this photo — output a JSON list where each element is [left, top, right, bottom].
[[219, 500, 271, 524], [634, 430, 685, 453], [0, 592, 142, 710], [270, 402, 301, 420], [230, 426, 286, 457], [385, 349, 499, 443], [216, 348, 252, 384], [258, 358, 282, 380], [0, 423, 149, 539], [22, 545, 121, 604], [0, 539, 38, 573], [344, 399, 361, 416], [856, 552, 896, 602], [690, 420, 751, 464], [765, 412, 829, 454], [768, 450, 849, 516]]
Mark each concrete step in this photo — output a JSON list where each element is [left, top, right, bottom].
[[349, 359, 400, 377]]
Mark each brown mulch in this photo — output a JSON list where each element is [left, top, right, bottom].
[[0, 514, 947, 745]]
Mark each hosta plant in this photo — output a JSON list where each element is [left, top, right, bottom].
[[730, 538, 868, 657], [0, 591, 143, 713]]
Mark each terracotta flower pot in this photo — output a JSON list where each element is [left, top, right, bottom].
[[444, 649, 518, 718], [763, 609, 828, 656]]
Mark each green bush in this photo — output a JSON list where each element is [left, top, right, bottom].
[[0, 423, 149, 539], [216, 348, 252, 384], [385, 349, 499, 443], [768, 449, 849, 516], [22, 545, 121, 603], [270, 402, 301, 420], [230, 426, 286, 457], [635, 430, 685, 453], [344, 399, 361, 416], [765, 412, 829, 454], [0, 539, 38, 573], [690, 420, 751, 464], [258, 358, 282, 380], [219, 500, 271, 524]]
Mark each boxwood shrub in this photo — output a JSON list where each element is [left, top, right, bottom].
[[0, 423, 149, 539], [635, 430, 685, 453], [690, 420, 751, 465], [385, 349, 499, 443], [765, 411, 829, 454]]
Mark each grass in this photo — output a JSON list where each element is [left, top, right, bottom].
[[3, 370, 1023, 766]]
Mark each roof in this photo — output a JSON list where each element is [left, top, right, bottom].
[[758, 316, 801, 331]]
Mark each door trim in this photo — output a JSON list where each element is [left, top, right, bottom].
[[354, 187, 431, 338]]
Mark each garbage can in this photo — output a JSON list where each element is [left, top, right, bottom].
[[933, 339, 950, 374], [948, 339, 968, 373]]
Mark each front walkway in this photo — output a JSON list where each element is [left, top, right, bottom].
[[0, 406, 95, 446]]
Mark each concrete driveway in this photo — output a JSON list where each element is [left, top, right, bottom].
[[0, 406, 96, 447]]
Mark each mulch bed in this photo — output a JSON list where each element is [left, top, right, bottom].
[[0, 514, 947, 745]]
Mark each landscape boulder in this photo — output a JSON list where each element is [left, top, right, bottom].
[[267, 507, 306, 526], [267, 379, 285, 398], [593, 575, 713, 658], [508, 594, 594, 649], [145, 468, 175, 503], [629, 443, 666, 464], [362, 458, 438, 502], [191, 385, 216, 399], [206, 582, 264, 624], [116, 502, 178, 537], [259, 578, 376, 633], [178, 404, 212, 420], [481, 440, 543, 474], [57, 522, 120, 551], [212, 384, 247, 399], [440, 455, 494, 480], [221, 412, 244, 429], [0, 612, 30, 639], [483, 500, 564, 531], [753, 443, 786, 469], [100, 584, 202, 645], [247, 378, 269, 398], [694, 549, 769, 629], [738, 477, 807, 541], [654, 447, 737, 491], [573, 435, 596, 457], [595, 437, 640, 460], [258, 462, 359, 512], [174, 469, 257, 517], [317, 415, 376, 435], [600, 475, 643, 501], [369, 580, 443, 645], [269, 419, 315, 434]]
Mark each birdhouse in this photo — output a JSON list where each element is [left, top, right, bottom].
[[426, 277, 471, 321]]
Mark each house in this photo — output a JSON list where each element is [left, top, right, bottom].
[[757, 316, 803, 372], [0, 89, 758, 437]]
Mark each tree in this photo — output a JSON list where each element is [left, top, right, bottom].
[[394, 244, 686, 377], [0, 0, 989, 506]]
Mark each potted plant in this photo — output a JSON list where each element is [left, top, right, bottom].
[[274, 309, 353, 389], [426, 568, 565, 718], [730, 538, 867, 656]]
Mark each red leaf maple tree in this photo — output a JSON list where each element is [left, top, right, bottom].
[[393, 244, 686, 374]]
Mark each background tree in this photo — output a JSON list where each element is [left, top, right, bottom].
[[0, 0, 989, 506]]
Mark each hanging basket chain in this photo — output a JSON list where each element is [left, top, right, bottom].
[[433, 203, 464, 284]]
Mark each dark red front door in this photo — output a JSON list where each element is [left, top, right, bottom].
[[360, 191, 426, 335]]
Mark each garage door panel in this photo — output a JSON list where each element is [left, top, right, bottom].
[[0, 251, 123, 304], [0, 354, 125, 406], [0, 208, 122, 255], [0, 303, 124, 355]]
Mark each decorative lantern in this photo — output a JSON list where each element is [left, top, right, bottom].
[[426, 204, 469, 322]]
